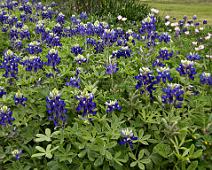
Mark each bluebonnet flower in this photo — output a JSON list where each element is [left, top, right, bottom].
[[80, 12, 88, 20], [193, 15, 197, 20], [156, 67, 172, 83], [11, 149, 22, 160], [53, 23, 63, 36], [70, 15, 79, 25], [35, 21, 45, 34], [66, 69, 80, 88], [176, 60, 196, 80], [56, 12, 65, 24], [9, 26, 19, 40], [23, 2, 32, 14], [0, 87, 6, 98], [157, 48, 173, 60], [20, 12, 27, 22], [161, 83, 184, 108], [0, 50, 20, 78], [158, 32, 171, 43], [46, 88, 67, 127], [12, 39, 23, 50], [86, 38, 96, 46], [94, 40, 104, 53], [48, 35, 62, 47], [15, 21, 23, 29], [112, 46, 131, 58], [76, 92, 96, 117], [42, 8, 54, 20], [0, 106, 15, 126], [26, 41, 42, 54], [71, 45, 83, 56], [105, 100, 121, 113], [19, 25, 30, 40], [203, 20, 207, 25], [14, 91, 27, 106], [135, 67, 156, 97], [75, 54, 87, 64], [200, 72, 212, 85], [45, 49, 60, 70], [66, 77, 80, 88], [22, 55, 43, 72], [119, 128, 138, 149], [105, 63, 119, 75], [186, 53, 201, 61]]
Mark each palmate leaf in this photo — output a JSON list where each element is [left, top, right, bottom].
[[153, 143, 172, 158]]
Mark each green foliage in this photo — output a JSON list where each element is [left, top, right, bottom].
[[0, 0, 212, 170]]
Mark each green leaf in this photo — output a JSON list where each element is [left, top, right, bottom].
[[129, 152, 136, 160], [78, 150, 87, 158], [50, 146, 59, 152], [153, 143, 172, 158], [190, 150, 202, 159], [46, 144, 52, 152], [138, 150, 144, 160], [35, 146, 45, 153], [31, 153, 45, 158], [45, 128, 51, 137], [138, 162, 145, 170], [187, 161, 198, 170], [46, 152, 53, 159], [105, 150, 112, 160], [94, 156, 104, 167], [142, 135, 151, 140], [35, 134, 51, 142], [130, 161, 137, 167], [141, 158, 151, 164]]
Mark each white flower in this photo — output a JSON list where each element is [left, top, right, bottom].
[[121, 17, 127, 22], [206, 55, 212, 59], [195, 45, 204, 51], [199, 27, 204, 31], [175, 27, 180, 31], [195, 29, 199, 33], [151, 8, 159, 14], [117, 15, 122, 20], [185, 31, 190, 35], [198, 45, 204, 50], [171, 22, 178, 27], [165, 21, 170, 26], [165, 15, 170, 19], [192, 42, 198, 46]]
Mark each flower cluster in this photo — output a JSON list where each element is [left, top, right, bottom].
[[46, 88, 67, 127], [112, 46, 131, 58], [119, 128, 138, 149], [176, 60, 196, 80], [0, 106, 15, 126], [26, 41, 42, 54], [186, 53, 201, 61], [105, 100, 121, 113], [66, 69, 80, 88], [135, 67, 156, 99], [156, 67, 173, 83], [0, 87, 6, 97], [76, 92, 96, 117], [45, 49, 61, 70], [11, 149, 22, 160], [75, 54, 87, 64], [0, 50, 20, 78], [200, 72, 212, 85], [22, 55, 44, 72], [71, 45, 83, 56], [105, 63, 119, 75], [14, 91, 27, 106], [162, 83, 184, 108]]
